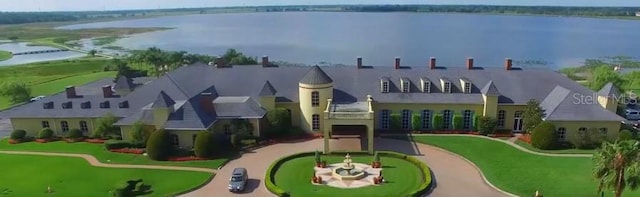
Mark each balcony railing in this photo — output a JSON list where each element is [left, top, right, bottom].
[[327, 112, 372, 119]]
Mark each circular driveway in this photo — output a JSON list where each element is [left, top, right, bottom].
[[180, 137, 510, 197]]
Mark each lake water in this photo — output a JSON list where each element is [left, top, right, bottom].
[[0, 42, 86, 66], [59, 12, 640, 69]]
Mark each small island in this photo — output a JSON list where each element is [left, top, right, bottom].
[[0, 50, 12, 61]]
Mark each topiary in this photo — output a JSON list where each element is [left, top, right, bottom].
[[145, 129, 171, 161], [315, 150, 321, 163], [617, 129, 634, 141], [38, 128, 54, 139], [373, 151, 380, 162], [432, 114, 443, 130], [530, 121, 557, 150], [10, 129, 26, 140], [452, 115, 463, 130], [66, 129, 83, 139], [194, 131, 215, 158], [411, 114, 421, 131]]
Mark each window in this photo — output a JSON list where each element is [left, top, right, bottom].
[[513, 111, 524, 131], [381, 110, 390, 129], [401, 79, 410, 93], [444, 82, 451, 93], [421, 110, 431, 130], [170, 134, 179, 146], [599, 128, 608, 137], [422, 81, 431, 93], [312, 114, 320, 131], [311, 91, 320, 107], [557, 127, 566, 141], [463, 110, 473, 130], [41, 121, 50, 128], [79, 121, 88, 133], [61, 121, 69, 132], [578, 127, 587, 135], [464, 82, 471, 93], [401, 109, 411, 130], [192, 134, 197, 146], [497, 110, 506, 128], [223, 124, 231, 135], [443, 110, 452, 129], [99, 101, 110, 109], [381, 81, 389, 93]]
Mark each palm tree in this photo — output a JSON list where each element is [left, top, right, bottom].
[[593, 140, 640, 197]]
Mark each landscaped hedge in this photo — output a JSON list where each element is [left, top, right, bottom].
[[265, 151, 433, 197], [105, 140, 133, 150], [10, 129, 26, 140], [38, 128, 55, 139], [66, 129, 83, 139]]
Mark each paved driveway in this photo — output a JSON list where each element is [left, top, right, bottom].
[[180, 137, 508, 197]]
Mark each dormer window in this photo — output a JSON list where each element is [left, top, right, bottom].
[[119, 101, 129, 108], [380, 78, 390, 93], [444, 82, 451, 93], [464, 82, 471, 93], [62, 102, 72, 109], [99, 101, 110, 109], [421, 78, 431, 93], [80, 101, 91, 109], [401, 78, 410, 93], [43, 102, 54, 109]]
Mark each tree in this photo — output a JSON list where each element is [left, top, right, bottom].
[[590, 65, 624, 91], [194, 131, 215, 158], [265, 108, 292, 138], [593, 140, 640, 197], [432, 114, 444, 130], [130, 121, 145, 145], [411, 114, 421, 131], [221, 48, 258, 65], [8, 36, 18, 41], [230, 119, 254, 136], [618, 130, 634, 141], [477, 116, 498, 135], [530, 121, 557, 150], [570, 128, 605, 149], [93, 113, 120, 138], [523, 99, 544, 133], [146, 129, 171, 161], [452, 115, 463, 130], [0, 82, 31, 104], [88, 49, 97, 56]]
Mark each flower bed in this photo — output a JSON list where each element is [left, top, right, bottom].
[[85, 139, 106, 144], [518, 134, 532, 144], [430, 131, 476, 134], [109, 148, 145, 154], [167, 156, 208, 162]]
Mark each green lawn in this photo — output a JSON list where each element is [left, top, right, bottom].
[[0, 154, 210, 197], [0, 139, 230, 169], [274, 155, 423, 197], [515, 140, 595, 154], [93, 36, 121, 46], [410, 136, 640, 197], [0, 50, 12, 61]]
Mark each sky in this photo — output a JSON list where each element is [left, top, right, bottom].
[[2, 0, 640, 12]]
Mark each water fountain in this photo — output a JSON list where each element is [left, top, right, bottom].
[[331, 153, 366, 180]]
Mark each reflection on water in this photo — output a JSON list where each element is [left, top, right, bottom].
[[0, 42, 86, 66]]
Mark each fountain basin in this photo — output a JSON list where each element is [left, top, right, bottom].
[[331, 167, 366, 180]]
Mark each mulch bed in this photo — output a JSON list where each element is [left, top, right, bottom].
[[109, 148, 145, 154], [168, 156, 208, 162], [518, 134, 532, 144], [35, 139, 50, 143], [8, 139, 20, 144], [84, 139, 106, 144]]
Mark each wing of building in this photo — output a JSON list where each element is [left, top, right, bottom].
[[1, 57, 624, 151]]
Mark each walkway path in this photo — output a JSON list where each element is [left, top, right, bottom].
[[180, 137, 513, 197], [0, 150, 217, 173]]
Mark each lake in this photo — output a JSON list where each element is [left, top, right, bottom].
[[0, 42, 86, 66], [59, 12, 640, 69]]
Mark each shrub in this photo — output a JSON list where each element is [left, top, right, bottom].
[[618, 129, 634, 141], [194, 131, 215, 158], [432, 114, 443, 130], [146, 129, 171, 161], [477, 116, 498, 135], [105, 140, 133, 150], [265, 108, 292, 138], [390, 114, 402, 130], [10, 129, 26, 140], [37, 128, 54, 139], [93, 113, 120, 138], [373, 151, 380, 162], [569, 128, 604, 149], [230, 134, 244, 148], [66, 129, 83, 139], [472, 115, 480, 131], [315, 150, 321, 163], [412, 114, 421, 131], [531, 121, 557, 150], [452, 115, 463, 130]]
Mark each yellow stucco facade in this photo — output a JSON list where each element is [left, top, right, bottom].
[[11, 118, 98, 137], [298, 82, 333, 133]]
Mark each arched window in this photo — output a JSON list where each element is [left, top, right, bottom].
[[170, 134, 179, 146], [61, 121, 69, 132], [311, 91, 319, 107], [79, 121, 88, 133]]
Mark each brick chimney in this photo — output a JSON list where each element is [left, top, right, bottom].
[[429, 57, 436, 69], [200, 92, 215, 114], [466, 57, 474, 70], [102, 85, 113, 98], [394, 57, 400, 69], [356, 57, 363, 69], [262, 55, 269, 67], [214, 57, 225, 68], [65, 86, 77, 98], [505, 58, 513, 70]]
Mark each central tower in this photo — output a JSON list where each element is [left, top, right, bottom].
[[298, 66, 333, 133]]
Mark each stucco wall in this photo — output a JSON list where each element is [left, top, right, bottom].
[[275, 102, 302, 128], [496, 105, 526, 131], [298, 82, 333, 133], [166, 130, 201, 149], [371, 103, 484, 130], [552, 121, 621, 141], [209, 119, 261, 137], [10, 118, 98, 137]]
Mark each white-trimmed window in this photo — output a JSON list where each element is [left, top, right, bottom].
[[312, 114, 320, 131], [463, 110, 473, 129], [401, 109, 411, 130], [381, 81, 389, 93], [42, 121, 50, 128], [79, 121, 88, 133], [557, 127, 566, 141], [311, 91, 319, 107], [421, 110, 431, 129], [422, 81, 431, 93], [443, 110, 452, 129], [401, 79, 410, 93], [61, 121, 69, 132], [464, 82, 471, 93], [170, 134, 179, 146], [381, 110, 390, 129], [599, 128, 608, 138], [444, 82, 451, 93], [497, 110, 506, 128]]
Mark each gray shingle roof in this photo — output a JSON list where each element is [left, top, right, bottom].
[[597, 82, 619, 97], [151, 91, 176, 108], [541, 86, 624, 121], [213, 96, 266, 118], [299, 65, 333, 85], [258, 81, 277, 96], [480, 80, 500, 96], [114, 76, 135, 91]]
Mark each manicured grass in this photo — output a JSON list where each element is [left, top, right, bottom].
[[515, 140, 595, 154], [0, 50, 12, 61], [410, 136, 640, 197], [93, 36, 121, 46], [0, 154, 210, 196], [0, 139, 230, 169], [274, 155, 423, 197], [30, 71, 116, 96]]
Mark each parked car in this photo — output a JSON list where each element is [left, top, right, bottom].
[[29, 95, 46, 102], [228, 168, 248, 192]]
